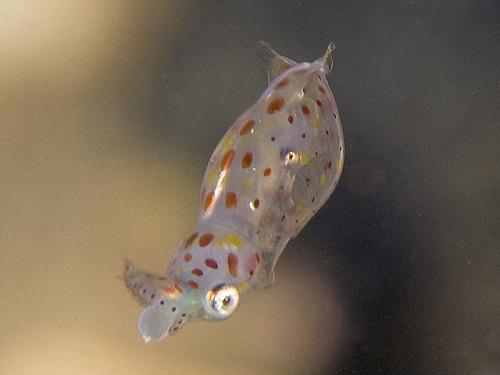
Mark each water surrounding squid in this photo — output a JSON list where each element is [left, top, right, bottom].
[[125, 42, 344, 343]]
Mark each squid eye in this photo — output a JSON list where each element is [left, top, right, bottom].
[[203, 284, 240, 320]]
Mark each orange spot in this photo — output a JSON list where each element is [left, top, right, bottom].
[[184, 232, 198, 248], [225, 192, 237, 209], [157, 276, 167, 281], [199, 233, 214, 247], [204, 191, 215, 212], [188, 280, 199, 289], [191, 268, 203, 277], [274, 78, 289, 89], [241, 152, 253, 168], [221, 149, 235, 171], [239, 120, 255, 136], [174, 283, 183, 293], [266, 97, 285, 114], [205, 258, 218, 269], [162, 286, 174, 295], [316, 99, 322, 106], [184, 253, 192, 262], [318, 85, 326, 93], [253, 199, 260, 208], [263, 168, 271, 177], [327, 161, 332, 169], [254, 253, 260, 263], [288, 115, 293, 124], [301, 105, 310, 115], [227, 253, 238, 278]]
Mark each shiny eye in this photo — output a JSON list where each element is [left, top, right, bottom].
[[203, 284, 240, 320], [279, 147, 297, 165]]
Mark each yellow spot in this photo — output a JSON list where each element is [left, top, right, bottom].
[[225, 233, 243, 249], [241, 176, 253, 192], [207, 170, 218, 186], [239, 136, 248, 148], [299, 212, 309, 222], [284, 221, 292, 232], [335, 160, 342, 171], [320, 173, 327, 185], [295, 202, 305, 213], [300, 153, 309, 165], [238, 282, 248, 291], [178, 266, 184, 274], [220, 133, 235, 150], [261, 120, 273, 131], [312, 118, 321, 130], [215, 233, 244, 249]]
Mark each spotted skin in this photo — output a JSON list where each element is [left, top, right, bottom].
[[124, 42, 344, 342]]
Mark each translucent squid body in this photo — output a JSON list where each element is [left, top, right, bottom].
[[124, 42, 344, 342]]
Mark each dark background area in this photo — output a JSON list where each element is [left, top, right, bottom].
[[1, 1, 499, 374]]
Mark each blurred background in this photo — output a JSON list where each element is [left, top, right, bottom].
[[1, 1, 499, 374]]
